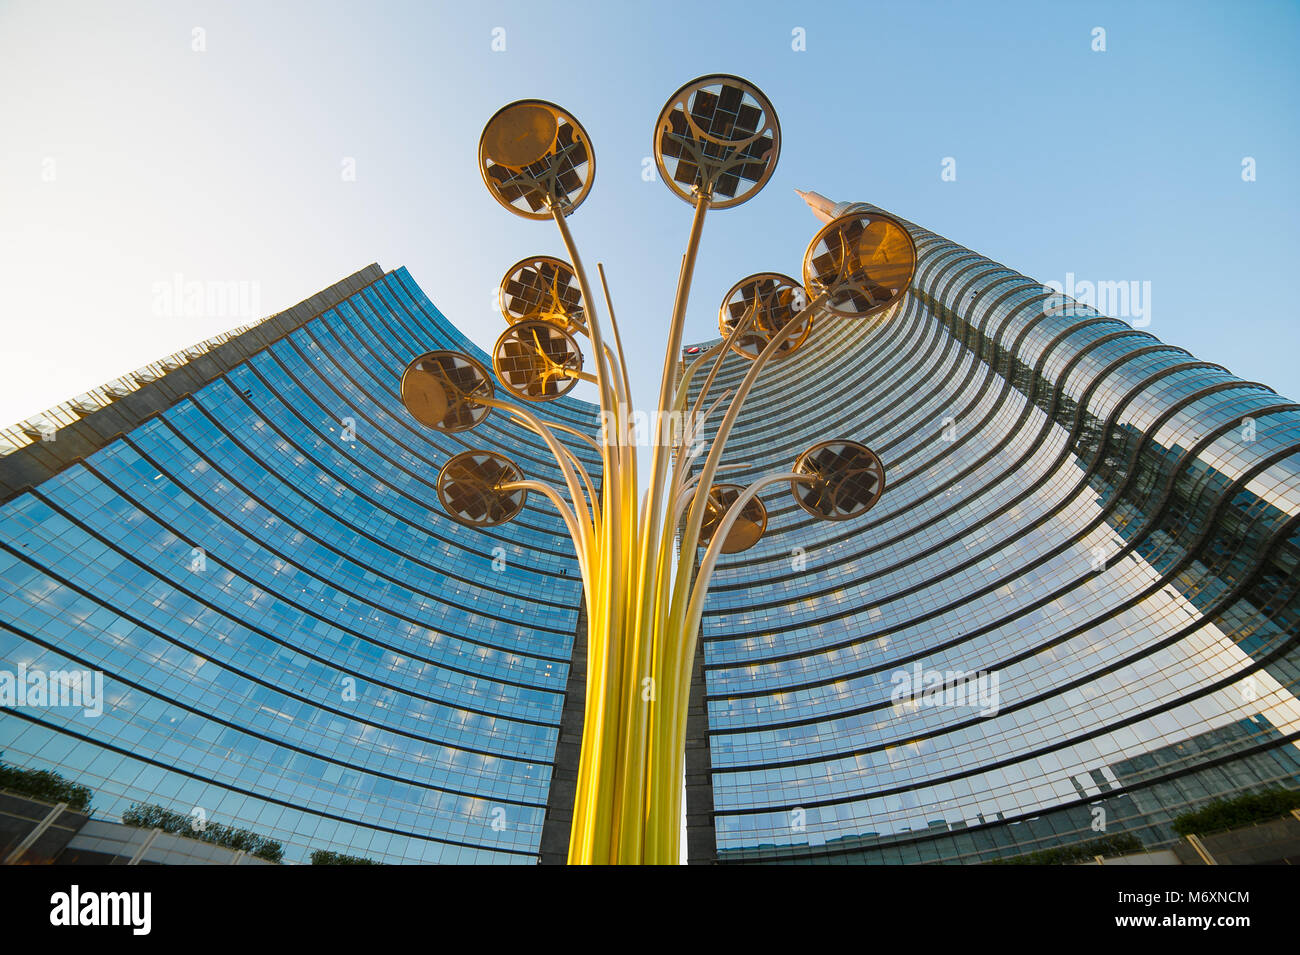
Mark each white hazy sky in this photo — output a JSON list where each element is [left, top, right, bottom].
[[2, 0, 1298, 429]]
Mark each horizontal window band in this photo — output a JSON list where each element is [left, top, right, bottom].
[[0, 618, 557, 804], [0, 534, 569, 730], [0, 707, 541, 860]]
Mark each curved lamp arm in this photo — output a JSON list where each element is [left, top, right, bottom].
[[498, 479, 590, 589], [671, 292, 829, 623], [674, 388, 731, 492], [671, 463, 748, 525], [478, 395, 597, 553], [684, 296, 759, 423], [668, 471, 815, 772], [683, 472, 812, 647]]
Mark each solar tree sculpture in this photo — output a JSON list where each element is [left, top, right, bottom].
[[400, 75, 917, 864]]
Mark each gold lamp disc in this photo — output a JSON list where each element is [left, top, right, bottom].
[[717, 272, 812, 361], [699, 483, 768, 554], [401, 364, 450, 429], [479, 100, 594, 219], [802, 211, 917, 319], [492, 321, 584, 402], [437, 450, 527, 528], [790, 440, 886, 521], [482, 103, 559, 169], [498, 255, 585, 330], [400, 351, 494, 433]]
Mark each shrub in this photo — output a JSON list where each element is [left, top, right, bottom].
[[0, 754, 93, 812], [310, 849, 381, 865], [121, 803, 283, 863], [1170, 788, 1300, 836], [990, 832, 1143, 865]]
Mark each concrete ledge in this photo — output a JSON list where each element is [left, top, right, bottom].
[[1172, 814, 1300, 865], [0, 791, 91, 864]]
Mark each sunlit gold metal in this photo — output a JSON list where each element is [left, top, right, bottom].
[[802, 211, 917, 319], [698, 483, 767, 554], [402, 81, 916, 866], [718, 272, 813, 361], [481, 102, 558, 168], [480, 100, 594, 219], [654, 74, 780, 209], [790, 439, 886, 521], [498, 255, 586, 331], [436, 450, 527, 528], [492, 320, 585, 402], [399, 351, 493, 432]]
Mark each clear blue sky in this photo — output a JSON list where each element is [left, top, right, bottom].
[[2, 0, 1297, 428]]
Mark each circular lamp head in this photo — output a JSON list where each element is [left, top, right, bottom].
[[480, 100, 594, 219], [790, 440, 885, 521], [802, 211, 917, 319], [499, 255, 586, 331], [437, 450, 527, 528], [698, 483, 768, 554], [492, 321, 584, 402], [654, 74, 780, 209], [718, 272, 812, 361], [400, 351, 494, 433]]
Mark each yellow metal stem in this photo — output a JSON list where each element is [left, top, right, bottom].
[[661, 304, 828, 834], [634, 303, 748, 862], [477, 396, 596, 551], [482, 400, 600, 518], [553, 205, 647, 866], [508, 194, 820, 864], [616, 193, 709, 864], [498, 479, 592, 590]]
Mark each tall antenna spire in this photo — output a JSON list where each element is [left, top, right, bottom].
[[796, 188, 846, 223]]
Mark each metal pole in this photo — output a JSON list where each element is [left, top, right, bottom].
[[126, 826, 162, 865], [4, 801, 67, 864]]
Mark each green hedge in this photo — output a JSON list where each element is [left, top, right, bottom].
[[990, 832, 1143, 865], [121, 803, 283, 863], [1171, 788, 1300, 836], [0, 754, 93, 813], [310, 849, 381, 865]]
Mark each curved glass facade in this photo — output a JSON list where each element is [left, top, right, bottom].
[[684, 200, 1300, 864], [0, 267, 600, 864]]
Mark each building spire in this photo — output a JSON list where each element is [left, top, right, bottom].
[[795, 188, 843, 224]]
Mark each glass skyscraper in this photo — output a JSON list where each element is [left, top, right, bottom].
[[683, 194, 1300, 864], [4, 203, 1297, 867], [0, 265, 600, 864]]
